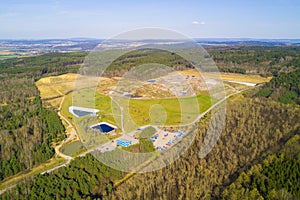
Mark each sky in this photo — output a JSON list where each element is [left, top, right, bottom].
[[0, 0, 299, 39]]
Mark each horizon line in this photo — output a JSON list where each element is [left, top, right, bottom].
[[0, 37, 300, 41]]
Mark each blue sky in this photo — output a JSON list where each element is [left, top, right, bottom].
[[0, 0, 299, 39]]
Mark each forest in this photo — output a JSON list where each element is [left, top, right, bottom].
[[0, 52, 87, 77], [1, 155, 123, 199], [2, 94, 300, 199], [1, 46, 299, 77], [81, 46, 300, 77], [208, 46, 300, 76], [221, 132, 300, 199], [0, 52, 88, 181], [103, 97, 300, 199], [255, 69, 300, 104], [0, 46, 300, 199], [0, 78, 65, 181]]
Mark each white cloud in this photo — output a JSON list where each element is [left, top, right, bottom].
[[192, 21, 205, 25]]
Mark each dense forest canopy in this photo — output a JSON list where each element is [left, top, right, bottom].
[[1, 46, 299, 77], [0, 52, 87, 78], [222, 152, 300, 199], [0, 79, 66, 181], [255, 69, 300, 104], [207, 46, 300, 76], [0, 53, 89, 180]]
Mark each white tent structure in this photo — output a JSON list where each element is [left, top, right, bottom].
[[68, 106, 99, 117]]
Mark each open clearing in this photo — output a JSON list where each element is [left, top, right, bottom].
[[37, 70, 271, 133], [179, 69, 271, 83], [37, 70, 272, 133], [62, 88, 213, 132], [36, 73, 80, 107], [0, 55, 17, 60], [36, 70, 270, 103], [36, 73, 105, 108], [60, 141, 86, 156], [0, 51, 36, 60]]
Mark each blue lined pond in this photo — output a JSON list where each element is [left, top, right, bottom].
[[90, 122, 117, 133]]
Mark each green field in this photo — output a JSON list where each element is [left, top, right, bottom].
[[127, 94, 212, 127], [62, 88, 214, 133], [60, 141, 86, 156], [139, 126, 157, 139], [65, 89, 121, 125], [0, 55, 17, 60]]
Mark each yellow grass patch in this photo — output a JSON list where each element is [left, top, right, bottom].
[[36, 73, 79, 100], [0, 51, 16, 55], [179, 69, 271, 84], [36, 73, 100, 108]]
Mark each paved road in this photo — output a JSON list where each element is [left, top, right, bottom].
[[40, 163, 68, 175], [111, 98, 125, 131]]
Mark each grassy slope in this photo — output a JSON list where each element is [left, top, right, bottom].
[[62, 88, 213, 131]]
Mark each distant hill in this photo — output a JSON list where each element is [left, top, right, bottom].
[[0, 38, 299, 57], [195, 38, 300, 46]]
